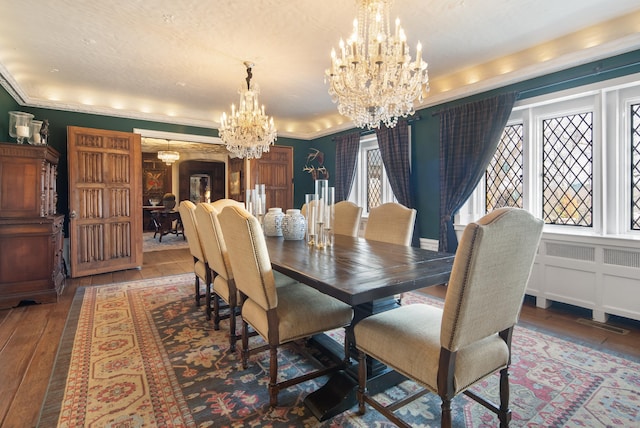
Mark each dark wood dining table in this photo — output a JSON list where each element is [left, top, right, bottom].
[[264, 234, 455, 420]]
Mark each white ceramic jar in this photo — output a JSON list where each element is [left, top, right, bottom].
[[263, 207, 284, 236], [281, 209, 306, 240]]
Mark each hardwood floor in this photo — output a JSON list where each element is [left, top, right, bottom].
[[0, 247, 638, 427]]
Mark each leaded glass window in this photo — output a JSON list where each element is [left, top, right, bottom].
[[632, 103, 640, 230], [366, 148, 382, 211], [486, 123, 523, 212], [542, 112, 593, 226]]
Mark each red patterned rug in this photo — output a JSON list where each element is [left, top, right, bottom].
[[39, 274, 640, 427]]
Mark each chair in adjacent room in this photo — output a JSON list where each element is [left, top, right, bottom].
[[333, 200, 362, 237], [354, 207, 544, 428], [218, 205, 354, 406], [364, 202, 416, 246], [194, 199, 243, 349], [152, 193, 183, 242], [178, 200, 208, 307]]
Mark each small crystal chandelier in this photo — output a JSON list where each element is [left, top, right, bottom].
[[219, 62, 277, 159], [157, 140, 180, 165], [325, 0, 429, 129]]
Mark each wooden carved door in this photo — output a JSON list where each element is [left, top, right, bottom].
[[67, 126, 143, 277], [250, 145, 293, 210]]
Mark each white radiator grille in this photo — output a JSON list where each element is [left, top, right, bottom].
[[603, 248, 640, 268], [546, 242, 595, 261]]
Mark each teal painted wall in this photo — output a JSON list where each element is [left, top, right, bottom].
[[0, 88, 19, 138], [2, 49, 639, 241]]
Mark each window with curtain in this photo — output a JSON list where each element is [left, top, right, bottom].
[[348, 134, 397, 215], [459, 74, 640, 238]]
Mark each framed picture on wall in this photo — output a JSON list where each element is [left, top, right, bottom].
[[145, 170, 165, 193]]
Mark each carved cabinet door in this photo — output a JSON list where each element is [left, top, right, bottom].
[[67, 126, 143, 277]]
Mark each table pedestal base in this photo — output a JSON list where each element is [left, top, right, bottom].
[[304, 370, 357, 421], [304, 297, 406, 421], [304, 367, 407, 421]]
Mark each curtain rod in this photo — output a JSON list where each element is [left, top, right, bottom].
[[331, 115, 421, 141]]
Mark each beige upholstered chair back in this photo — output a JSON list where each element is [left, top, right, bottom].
[[218, 205, 278, 311], [364, 202, 416, 246], [194, 203, 231, 280], [206, 199, 244, 279], [441, 207, 543, 352], [211, 198, 245, 212], [178, 200, 205, 262], [333, 201, 362, 237]]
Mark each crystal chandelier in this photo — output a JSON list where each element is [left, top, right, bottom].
[[157, 140, 180, 165], [219, 62, 277, 159], [325, 0, 429, 129]]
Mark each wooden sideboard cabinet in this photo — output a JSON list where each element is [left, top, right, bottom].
[[0, 142, 65, 308]]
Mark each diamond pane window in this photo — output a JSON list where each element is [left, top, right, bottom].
[[542, 112, 593, 226], [632, 103, 640, 230], [487, 124, 523, 212], [366, 148, 382, 211]]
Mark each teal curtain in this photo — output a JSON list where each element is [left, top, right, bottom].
[[334, 131, 360, 202], [438, 92, 517, 252], [375, 119, 418, 245]]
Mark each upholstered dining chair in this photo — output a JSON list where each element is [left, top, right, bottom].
[[178, 200, 208, 307], [196, 200, 300, 350], [333, 200, 362, 237], [364, 202, 416, 246], [194, 200, 243, 342], [218, 205, 354, 407], [354, 207, 543, 428]]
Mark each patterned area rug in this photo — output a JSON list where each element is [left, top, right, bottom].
[[39, 274, 640, 427], [142, 231, 189, 252]]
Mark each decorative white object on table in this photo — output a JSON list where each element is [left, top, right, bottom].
[[282, 209, 306, 240], [264, 207, 284, 237]]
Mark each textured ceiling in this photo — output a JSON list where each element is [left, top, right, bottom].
[[1, 0, 639, 141]]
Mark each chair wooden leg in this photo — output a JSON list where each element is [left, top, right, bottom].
[[268, 346, 279, 407], [228, 301, 237, 352], [241, 319, 249, 369], [194, 276, 201, 306], [441, 397, 452, 428], [357, 350, 367, 415], [205, 285, 211, 320], [498, 367, 512, 427], [212, 294, 221, 330]]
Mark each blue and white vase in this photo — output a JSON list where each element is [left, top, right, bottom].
[[263, 207, 284, 237], [282, 209, 306, 240]]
